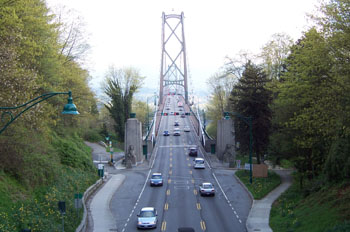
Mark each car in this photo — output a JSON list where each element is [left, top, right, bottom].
[[163, 130, 169, 136], [166, 107, 170, 110], [193, 157, 205, 169], [137, 207, 158, 229], [170, 112, 174, 115], [181, 114, 185, 118], [178, 228, 195, 232], [199, 182, 215, 196], [188, 147, 198, 157], [174, 121, 180, 126], [184, 126, 190, 132], [174, 128, 181, 136], [150, 173, 163, 186], [179, 108, 183, 111]]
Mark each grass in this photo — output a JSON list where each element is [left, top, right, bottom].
[[0, 130, 99, 232], [235, 169, 281, 199], [270, 179, 350, 232]]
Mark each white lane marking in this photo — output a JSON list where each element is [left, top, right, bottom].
[[122, 168, 152, 231], [212, 172, 242, 222]]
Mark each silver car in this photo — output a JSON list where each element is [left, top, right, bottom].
[[199, 182, 215, 196], [137, 207, 158, 229]]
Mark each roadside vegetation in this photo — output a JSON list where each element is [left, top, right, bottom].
[[205, 0, 350, 229], [235, 170, 281, 199]]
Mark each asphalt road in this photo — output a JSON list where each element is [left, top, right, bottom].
[[110, 95, 251, 232]]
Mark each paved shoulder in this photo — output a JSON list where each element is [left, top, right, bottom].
[[90, 174, 126, 231], [246, 170, 292, 232]]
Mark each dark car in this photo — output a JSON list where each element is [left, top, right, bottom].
[[178, 228, 195, 232], [163, 130, 170, 136], [188, 147, 198, 157], [174, 121, 180, 126]]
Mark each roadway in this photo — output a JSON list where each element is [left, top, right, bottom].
[[110, 95, 251, 232]]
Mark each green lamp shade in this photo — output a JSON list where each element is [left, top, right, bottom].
[[62, 96, 79, 115]]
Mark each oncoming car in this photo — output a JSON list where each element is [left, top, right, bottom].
[[150, 173, 163, 186], [137, 207, 158, 229], [174, 128, 181, 136], [193, 158, 205, 169], [163, 130, 170, 136]]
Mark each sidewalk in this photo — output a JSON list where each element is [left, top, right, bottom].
[[89, 174, 125, 232], [246, 170, 293, 232]]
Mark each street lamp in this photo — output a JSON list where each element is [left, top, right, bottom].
[[0, 91, 79, 134], [224, 112, 253, 184]]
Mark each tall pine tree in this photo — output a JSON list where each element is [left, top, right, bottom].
[[230, 61, 272, 164]]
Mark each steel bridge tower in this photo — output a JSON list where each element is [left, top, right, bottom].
[[159, 12, 189, 104]]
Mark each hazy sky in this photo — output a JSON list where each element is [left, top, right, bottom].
[[46, 0, 320, 96]]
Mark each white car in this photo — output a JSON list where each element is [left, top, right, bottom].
[[193, 158, 205, 169], [184, 126, 190, 132], [137, 207, 158, 229], [173, 128, 181, 136]]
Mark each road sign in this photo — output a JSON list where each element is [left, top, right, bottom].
[[244, 163, 251, 171], [236, 160, 241, 169]]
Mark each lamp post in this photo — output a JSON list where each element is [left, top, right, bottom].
[[0, 91, 79, 134], [224, 112, 253, 184]]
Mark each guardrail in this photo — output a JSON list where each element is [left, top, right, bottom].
[[75, 177, 105, 232]]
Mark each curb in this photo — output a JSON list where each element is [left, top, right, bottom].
[[75, 175, 110, 232]]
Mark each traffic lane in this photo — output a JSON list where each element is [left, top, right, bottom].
[[109, 170, 149, 231], [213, 169, 252, 224], [163, 147, 203, 231], [122, 146, 170, 232], [191, 168, 247, 232]]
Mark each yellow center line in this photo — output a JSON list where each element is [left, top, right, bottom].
[[166, 189, 170, 195], [200, 220, 206, 231], [161, 221, 167, 231], [164, 203, 169, 210], [168, 179, 171, 184], [188, 163, 191, 167], [194, 189, 197, 195], [197, 203, 201, 210], [189, 170, 192, 174]]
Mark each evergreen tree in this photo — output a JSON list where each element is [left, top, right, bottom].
[[230, 61, 272, 164]]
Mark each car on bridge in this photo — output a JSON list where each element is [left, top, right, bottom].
[[193, 157, 205, 169], [173, 128, 181, 136], [188, 146, 198, 156], [174, 121, 180, 126], [137, 207, 158, 229], [163, 130, 169, 136], [150, 173, 163, 186], [199, 182, 215, 196], [184, 126, 190, 132]]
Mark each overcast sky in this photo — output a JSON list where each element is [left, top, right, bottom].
[[46, 0, 320, 96]]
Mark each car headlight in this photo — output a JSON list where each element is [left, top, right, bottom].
[[138, 221, 142, 225]]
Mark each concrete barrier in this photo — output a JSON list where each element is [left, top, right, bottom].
[[75, 177, 106, 232]]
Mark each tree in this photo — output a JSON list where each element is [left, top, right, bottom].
[[103, 66, 144, 141], [271, 28, 339, 184], [230, 61, 272, 164], [205, 72, 236, 138], [260, 33, 293, 80]]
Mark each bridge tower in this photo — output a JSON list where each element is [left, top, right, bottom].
[[159, 12, 189, 104]]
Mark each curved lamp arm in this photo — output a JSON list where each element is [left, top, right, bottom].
[[0, 91, 79, 134]]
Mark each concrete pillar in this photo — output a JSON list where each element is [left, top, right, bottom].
[[216, 118, 236, 163], [124, 118, 143, 166]]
